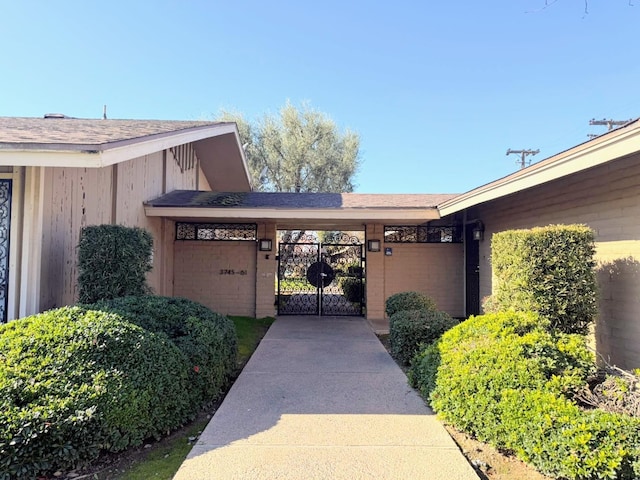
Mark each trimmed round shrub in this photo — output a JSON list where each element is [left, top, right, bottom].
[[409, 311, 640, 479], [385, 291, 437, 317], [0, 307, 192, 479], [389, 309, 457, 365], [84, 296, 238, 403]]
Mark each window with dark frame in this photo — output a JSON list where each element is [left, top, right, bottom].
[[383, 225, 462, 243], [176, 222, 257, 241]]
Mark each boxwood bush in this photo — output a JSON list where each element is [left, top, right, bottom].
[[385, 291, 437, 317], [77, 224, 153, 304], [491, 224, 598, 334], [1, 298, 238, 479], [83, 296, 238, 404], [0, 307, 192, 479], [389, 309, 457, 365], [409, 311, 640, 479]]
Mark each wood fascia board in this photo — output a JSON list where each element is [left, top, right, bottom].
[[98, 124, 238, 167], [438, 127, 640, 217], [0, 123, 238, 168], [144, 206, 441, 221], [234, 129, 252, 189]]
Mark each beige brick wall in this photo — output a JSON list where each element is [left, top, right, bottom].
[[255, 223, 277, 318], [463, 151, 640, 369], [365, 224, 464, 320], [174, 241, 256, 317]]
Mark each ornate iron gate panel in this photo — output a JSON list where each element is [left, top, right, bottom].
[[277, 236, 364, 316], [0, 180, 11, 323]]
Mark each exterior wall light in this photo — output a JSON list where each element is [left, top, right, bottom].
[[472, 221, 485, 241], [259, 239, 273, 251], [367, 239, 381, 252]]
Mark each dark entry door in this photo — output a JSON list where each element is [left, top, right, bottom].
[[465, 224, 481, 316], [0, 179, 11, 323], [277, 240, 364, 316]]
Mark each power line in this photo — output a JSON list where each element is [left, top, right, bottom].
[[589, 118, 633, 131], [506, 148, 540, 169]]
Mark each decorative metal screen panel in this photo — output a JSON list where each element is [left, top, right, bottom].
[[0, 180, 11, 323], [176, 222, 257, 241], [384, 225, 462, 243], [277, 239, 364, 316]]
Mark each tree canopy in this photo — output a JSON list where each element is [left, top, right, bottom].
[[218, 102, 360, 193]]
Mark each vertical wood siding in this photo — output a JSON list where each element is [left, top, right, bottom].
[[40, 166, 113, 309], [38, 144, 201, 311]]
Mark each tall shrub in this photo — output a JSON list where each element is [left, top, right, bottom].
[[491, 224, 597, 334], [77, 225, 153, 303]]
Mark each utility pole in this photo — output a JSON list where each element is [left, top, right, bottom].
[[589, 118, 633, 131], [506, 148, 539, 169]]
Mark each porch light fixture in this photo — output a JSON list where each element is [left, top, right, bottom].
[[258, 239, 273, 251], [367, 239, 381, 252], [472, 221, 485, 241]]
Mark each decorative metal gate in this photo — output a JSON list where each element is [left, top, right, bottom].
[[277, 234, 364, 316], [0, 180, 11, 323]]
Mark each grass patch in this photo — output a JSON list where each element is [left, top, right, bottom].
[[91, 315, 275, 480], [231, 316, 276, 365]]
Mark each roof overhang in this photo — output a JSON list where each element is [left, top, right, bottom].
[[439, 119, 640, 217], [144, 205, 441, 230], [0, 121, 252, 191]]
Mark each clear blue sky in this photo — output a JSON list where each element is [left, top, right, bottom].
[[2, 1, 639, 194]]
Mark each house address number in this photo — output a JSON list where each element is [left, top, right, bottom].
[[219, 269, 248, 275]]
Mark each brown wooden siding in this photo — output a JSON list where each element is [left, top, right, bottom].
[[38, 145, 201, 311]]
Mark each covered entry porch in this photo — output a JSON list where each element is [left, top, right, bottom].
[[145, 191, 470, 324]]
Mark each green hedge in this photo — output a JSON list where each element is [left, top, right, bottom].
[[1, 298, 238, 480], [85, 296, 238, 403], [389, 309, 457, 365], [491, 224, 598, 334], [385, 291, 437, 317], [0, 307, 192, 479], [77, 225, 153, 303], [409, 312, 640, 479]]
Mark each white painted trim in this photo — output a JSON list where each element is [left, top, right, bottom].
[[144, 206, 441, 222], [19, 167, 45, 318], [439, 124, 640, 216], [0, 123, 238, 168]]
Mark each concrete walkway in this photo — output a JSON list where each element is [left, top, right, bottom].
[[173, 316, 479, 480]]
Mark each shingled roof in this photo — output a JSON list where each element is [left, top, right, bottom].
[[145, 190, 460, 227], [147, 190, 459, 209], [0, 117, 225, 150]]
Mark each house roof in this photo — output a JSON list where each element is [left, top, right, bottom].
[[439, 118, 640, 216], [0, 116, 252, 192], [0, 117, 222, 148], [145, 190, 458, 229]]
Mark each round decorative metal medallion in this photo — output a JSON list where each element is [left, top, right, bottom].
[[306, 261, 335, 288]]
